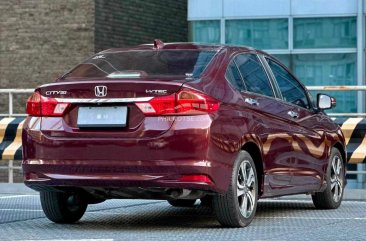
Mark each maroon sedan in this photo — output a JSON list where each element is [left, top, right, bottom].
[[22, 41, 346, 227]]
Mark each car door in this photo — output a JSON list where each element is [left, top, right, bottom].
[[263, 56, 327, 192], [229, 53, 299, 196]]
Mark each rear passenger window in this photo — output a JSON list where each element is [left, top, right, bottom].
[[267, 58, 310, 109], [234, 54, 274, 97], [225, 61, 246, 91]]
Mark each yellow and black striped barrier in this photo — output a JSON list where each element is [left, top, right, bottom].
[[0, 117, 365, 164], [0, 117, 24, 161], [334, 118, 366, 164]]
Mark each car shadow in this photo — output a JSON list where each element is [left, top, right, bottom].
[[43, 199, 318, 230]]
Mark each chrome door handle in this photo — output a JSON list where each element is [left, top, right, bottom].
[[287, 111, 299, 118], [244, 98, 259, 106]]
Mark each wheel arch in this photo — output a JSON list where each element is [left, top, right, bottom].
[[241, 141, 264, 196], [333, 142, 347, 166]]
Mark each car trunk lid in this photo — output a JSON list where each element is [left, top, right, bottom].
[[37, 79, 185, 139]]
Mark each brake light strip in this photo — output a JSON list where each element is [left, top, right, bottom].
[[54, 97, 154, 103]]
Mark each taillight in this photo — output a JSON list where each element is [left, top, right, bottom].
[[26, 91, 70, 117], [26, 91, 42, 116], [135, 89, 220, 116]]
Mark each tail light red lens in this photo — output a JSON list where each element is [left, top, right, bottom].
[[26, 91, 42, 116], [136, 89, 220, 116], [26, 91, 70, 117], [179, 174, 213, 184]]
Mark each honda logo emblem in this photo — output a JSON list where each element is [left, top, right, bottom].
[[95, 86, 107, 97]]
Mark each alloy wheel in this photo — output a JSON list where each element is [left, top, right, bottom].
[[237, 160, 256, 218], [330, 155, 343, 203]]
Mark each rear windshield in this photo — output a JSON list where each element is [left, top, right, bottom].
[[62, 50, 216, 79]]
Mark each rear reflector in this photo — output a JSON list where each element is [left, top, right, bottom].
[[26, 91, 71, 117], [179, 175, 213, 184], [136, 89, 219, 116]]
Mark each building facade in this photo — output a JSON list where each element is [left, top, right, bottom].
[[0, 0, 187, 114], [0, 0, 187, 89], [188, 0, 365, 115]]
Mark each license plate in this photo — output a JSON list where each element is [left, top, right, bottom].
[[77, 106, 127, 128]]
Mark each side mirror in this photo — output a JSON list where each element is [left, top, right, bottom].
[[317, 94, 336, 110]]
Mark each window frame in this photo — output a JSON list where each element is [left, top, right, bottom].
[[227, 52, 279, 99], [224, 58, 247, 92], [261, 55, 315, 111]]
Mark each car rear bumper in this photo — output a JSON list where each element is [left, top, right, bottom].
[[23, 158, 216, 191], [22, 115, 229, 194]]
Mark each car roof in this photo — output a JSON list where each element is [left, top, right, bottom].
[[100, 42, 260, 54]]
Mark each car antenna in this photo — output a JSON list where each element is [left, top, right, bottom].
[[153, 39, 164, 49]]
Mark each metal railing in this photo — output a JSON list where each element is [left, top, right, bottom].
[[0, 89, 34, 117], [0, 89, 34, 183], [0, 161, 21, 183], [307, 85, 366, 117], [0, 86, 365, 183]]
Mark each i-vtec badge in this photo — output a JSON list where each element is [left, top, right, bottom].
[[145, 89, 167, 95], [92, 55, 105, 60], [45, 90, 67, 95]]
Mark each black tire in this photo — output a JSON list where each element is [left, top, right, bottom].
[[312, 148, 345, 209], [213, 151, 258, 227], [167, 199, 197, 207], [40, 191, 88, 223]]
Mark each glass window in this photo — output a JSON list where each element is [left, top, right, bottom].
[[189, 20, 220, 44], [235, 54, 274, 97], [267, 59, 310, 109], [64, 50, 217, 79], [225, 61, 245, 91], [294, 17, 357, 49], [226, 19, 288, 49], [292, 53, 357, 113]]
